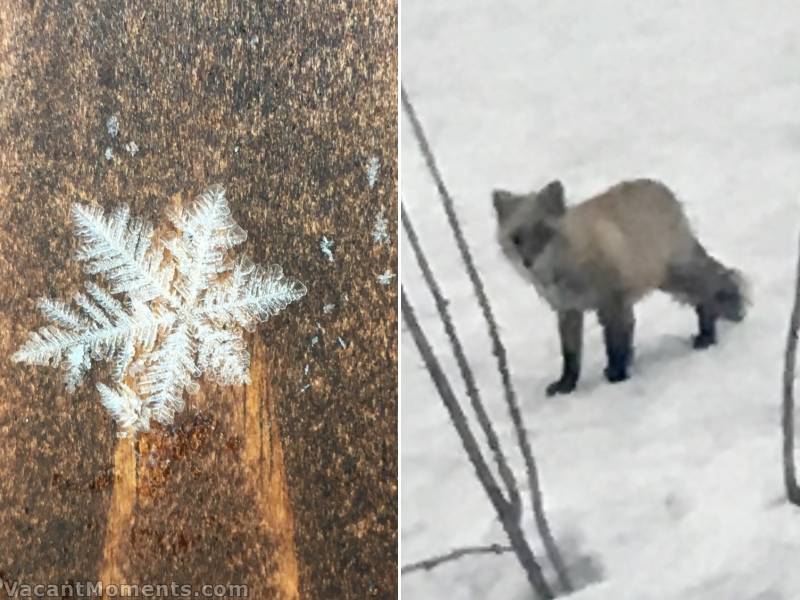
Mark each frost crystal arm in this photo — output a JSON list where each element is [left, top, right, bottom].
[[200, 258, 307, 330], [72, 203, 175, 304], [12, 284, 173, 390], [166, 185, 247, 306], [97, 383, 150, 436], [138, 323, 198, 425]]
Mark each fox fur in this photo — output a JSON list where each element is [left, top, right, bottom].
[[493, 178, 747, 395]]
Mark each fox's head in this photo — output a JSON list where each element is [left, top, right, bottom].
[[492, 180, 565, 272]]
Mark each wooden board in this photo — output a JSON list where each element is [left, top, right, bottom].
[[0, 2, 397, 598]]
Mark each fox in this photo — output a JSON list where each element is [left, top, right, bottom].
[[492, 178, 747, 395]]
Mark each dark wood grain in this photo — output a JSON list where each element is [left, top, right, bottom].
[[0, 1, 397, 598]]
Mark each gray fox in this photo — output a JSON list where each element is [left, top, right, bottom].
[[492, 179, 747, 395]]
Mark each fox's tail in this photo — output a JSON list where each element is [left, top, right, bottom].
[[704, 254, 749, 322]]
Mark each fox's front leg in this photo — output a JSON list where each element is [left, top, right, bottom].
[[598, 300, 635, 383], [546, 309, 583, 396]]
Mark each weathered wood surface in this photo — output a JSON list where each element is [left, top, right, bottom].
[[0, 2, 397, 598]]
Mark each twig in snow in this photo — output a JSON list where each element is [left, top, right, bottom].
[[402, 204, 521, 518], [784, 231, 800, 505], [402, 85, 572, 593], [401, 543, 513, 575], [401, 291, 554, 600]]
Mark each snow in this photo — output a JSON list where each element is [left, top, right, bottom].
[[401, 1, 800, 598]]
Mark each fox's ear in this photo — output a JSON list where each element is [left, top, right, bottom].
[[538, 180, 565, 216], [492, 189, 521, 221]]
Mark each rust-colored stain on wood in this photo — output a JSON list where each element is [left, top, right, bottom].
[[99, 336, 300, 599], [0, 1, 397, 598]]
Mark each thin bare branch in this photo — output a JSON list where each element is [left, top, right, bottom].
[[402, 204, 521, 518], [783, 232, 800, 505], [401, 85, 572, 592], [402, 290, 554, 599], [402, 543, 513, 575]]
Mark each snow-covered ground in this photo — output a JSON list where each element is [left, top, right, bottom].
[[400, 2, 800, 598]]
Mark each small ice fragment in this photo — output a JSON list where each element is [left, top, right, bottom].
[[372, 207, 390, 245], [320, 236, 335, 263], [377, 270, 395, 285], [366, 155, 380, 189], [106, 115, 119, 138]]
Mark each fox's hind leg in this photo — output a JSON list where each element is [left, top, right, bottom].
[[662, 264, 719, 349], [693, 304, 717, 349], [546, 309, 583, 396], [598, 299, 635, 383]]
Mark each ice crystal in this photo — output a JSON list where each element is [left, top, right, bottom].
[[322, 303, 336, 314], [372, 207, 390, 245], [377, 270, 396, 285], [12, 185, 307, 436], [320, 236, 335, 263], [106, 115, 119, 138], [104, 147, 114, 161], [366, 155, 380, 189], [125, 141, 139, 156]]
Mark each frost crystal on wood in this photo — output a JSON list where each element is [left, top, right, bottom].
[[320, 236, 335, 263], [366, 155, 381, 189], [106, 115, 119, 138], [12, 185, 307, 436], [377, 270, 396, 285], [372, 207, 390, 245], [125, 141, 139, 156]]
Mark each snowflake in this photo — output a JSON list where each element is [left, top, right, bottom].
[[125, 141, 139, 156], [320, 236, 335, 263], [322, 303, 336, 314], [366, 155, 380, 189], [377, 270, 395, 285], [12, 185, 307, 436], [106, 115, 119, 138], [372, 207, 390, 245]]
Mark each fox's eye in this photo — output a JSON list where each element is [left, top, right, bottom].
[[511, 234, 522, 247]]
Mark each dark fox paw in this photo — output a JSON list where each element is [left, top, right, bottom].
[[693, 333, 716, 349], [604, 366, 629, 383], [546, 377, 577, 396]]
